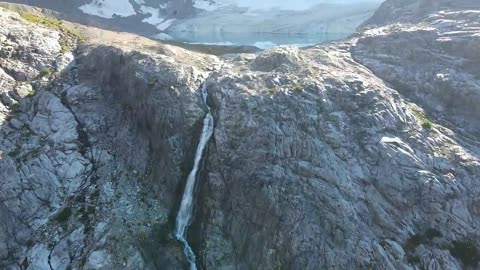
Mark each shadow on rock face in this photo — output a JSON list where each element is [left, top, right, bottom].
[[138, 223, 189, 270]]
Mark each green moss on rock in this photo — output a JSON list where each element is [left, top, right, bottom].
[[54, 207, 72, 223]]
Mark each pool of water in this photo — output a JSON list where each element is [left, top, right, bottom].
[[157, 31, 351, 48]]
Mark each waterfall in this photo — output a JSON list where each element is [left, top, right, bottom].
[[175, 82, 214, 270]]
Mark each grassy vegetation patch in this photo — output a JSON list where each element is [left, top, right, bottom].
[[449, 240, 480, 267], [38, 68, 52, 78], [404, 228, 444, 266], [89, 189, 100, 201], [19, 148, 41, 162], [407, 255, 421, 264], [25, 90, 36, 98], [267, 87, 278, 95], [424, 228, 442, 239], [65, 28, 85, 43], [405, 228, 443, 252], [403, 229, 480, 268], [18, 11, 63, 29], [9, 102, 20, 112], [87, 205, 96, 215], [293, 83, 303, 93], [54, 207, 72, 223], [422, 120, 433, 129], [418, 22, 430, 28], [17, 11, 85, 53], [413, 109, 433, 130], [7, 146, 21, 158]]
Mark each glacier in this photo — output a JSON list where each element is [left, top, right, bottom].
[[77, 0, 384, 47]]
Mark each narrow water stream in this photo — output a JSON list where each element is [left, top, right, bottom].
[[175, 82, 214, 270]]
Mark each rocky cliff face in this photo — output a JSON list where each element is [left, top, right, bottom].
[[196, 37, 480, 270], [355, 10, 480, 136], [1, 1, 480, 270], [195, 1, 480, 269], [0, 7, 217, 269]]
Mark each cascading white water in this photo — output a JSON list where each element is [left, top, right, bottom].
[[175, 82, 214, 270]]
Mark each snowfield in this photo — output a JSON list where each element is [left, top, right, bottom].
[[195, 0, 332, 11], [139, 5, 174, 30], [79, 0, 136, 19]]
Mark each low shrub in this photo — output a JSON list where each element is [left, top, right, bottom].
[[449, 240, 480, 267], [422, 120, 433, 129], [405, 228, 443, 252], [54, 207, 72, 223], [293, 83, 303, 92], [267, 87, 277, 94], [39, 68, 52, 78]]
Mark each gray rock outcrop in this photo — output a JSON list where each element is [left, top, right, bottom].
[[195, 41, 480, 269], [362, 0, 480, 27]]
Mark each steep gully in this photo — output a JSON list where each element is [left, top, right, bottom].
[[175, 80, 215, 270]]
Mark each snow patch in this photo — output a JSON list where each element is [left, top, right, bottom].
[[139, 5, 176, 31], [188, 41, 236, 46], [79, 0, 136, 19], [140, 6, 165, 24], [194, 0, 383, 12], [154, 33, 174, 40], [158, 19, 176, 31], [252, 41, 314, 49], [194, 0, 223, 11], [220, 0, 320, 11], [253, 41, 277, 49]]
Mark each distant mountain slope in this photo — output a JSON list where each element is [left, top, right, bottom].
[[362, 0, 480, 27]]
